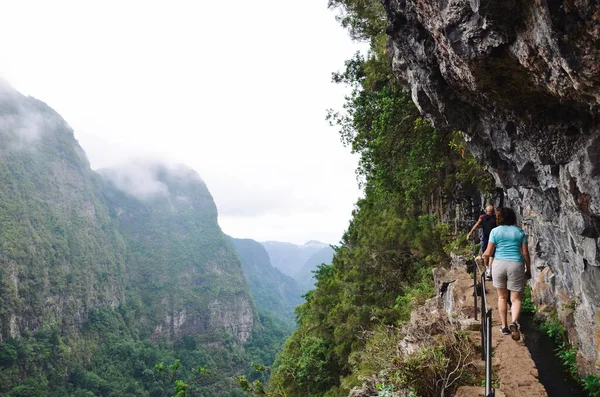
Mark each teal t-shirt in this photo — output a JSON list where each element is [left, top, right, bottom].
[[489, 225, 528, 262]]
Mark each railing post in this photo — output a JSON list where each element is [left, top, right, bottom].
[[474, 262, 478, 321]]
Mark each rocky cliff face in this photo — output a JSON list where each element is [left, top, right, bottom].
[[382, 0, 600, 373]]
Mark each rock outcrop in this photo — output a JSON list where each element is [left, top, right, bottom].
[[383, 0, 600, 374]]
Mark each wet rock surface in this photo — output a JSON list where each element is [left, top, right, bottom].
[[383, 0, 600, 374]]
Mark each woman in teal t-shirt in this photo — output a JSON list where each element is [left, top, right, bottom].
[[483, 207, 531, 341]]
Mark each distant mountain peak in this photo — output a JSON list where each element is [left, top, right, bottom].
[[304, 240, 327, 247]]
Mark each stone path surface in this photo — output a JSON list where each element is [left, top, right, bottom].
[[444, 257, 548, 397], [487, 282, 548, 397]]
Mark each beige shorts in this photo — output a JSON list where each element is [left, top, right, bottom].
[[492, 259, 525, 292]]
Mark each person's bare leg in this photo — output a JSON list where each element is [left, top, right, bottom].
[[486, 256, 493, 278], [497, 288, 509, 329], [510, 291, 523, 324]]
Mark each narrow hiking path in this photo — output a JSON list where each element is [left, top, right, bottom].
[[447, 258, 547, 397], [486, 283, 547, 397]]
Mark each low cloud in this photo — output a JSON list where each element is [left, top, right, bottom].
[[0, 112, 45, 144], [0, 81, 66, 151], [99, 160, 169, 200], [99, 159, 202, 201]]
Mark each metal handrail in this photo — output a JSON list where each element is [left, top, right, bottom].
[[471, 234, 494, 395], [479, 271, 495, 397], [485, 309, 493, 397], [480, 272, 486, 361]]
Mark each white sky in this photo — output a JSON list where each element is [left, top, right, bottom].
[[0, 0, 365, 245]]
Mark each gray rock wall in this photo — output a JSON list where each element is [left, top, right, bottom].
[[383, 0, 600, 374]]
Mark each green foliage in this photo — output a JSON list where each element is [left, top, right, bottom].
[[375, 383, 395, 397], [230, 237, 303, 329], [270, 10, 489, 396], [390, 331, 478, 396], [444, 231, 479, 257], [0, 303, 290, 396], [271, 335, 335, 396], [327, 48, 488, 216], [346, 325, 478, 397], [555, 342, 578, 379], [270, 2, 493, 394], [0, 78, 293, 397], [237, 376, 267, 396], [327, 0, 386, 41], [480, 377, 500, 390], [539, 313, 566, 342], [0, 119, 127, 341], [195, 365, 212, 377], [7, 378, 46, 397], [521, 284, 537, 315], [346, 323, 401, 384], [0, 342, 18, 364], [448, 132, 494, 194], [583, 375, 600, 397], [155, 362, 166, 373], [394, 267, 435, 321], [536, 311, 600, 395], [173, 379, 189, 397], [563, 299, 577, 311]]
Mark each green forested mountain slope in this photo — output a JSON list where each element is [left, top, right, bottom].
[[100, 163, 255, 342], [0, 82, 126, 341], [0, 82, 292, 396], [229, 237, 304, 328]]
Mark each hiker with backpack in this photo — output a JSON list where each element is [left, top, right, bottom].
[[467, 205, 497, 280]]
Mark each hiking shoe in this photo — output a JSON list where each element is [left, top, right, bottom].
[[509, 322, 521, 341], [500, 327, 510, 335]]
